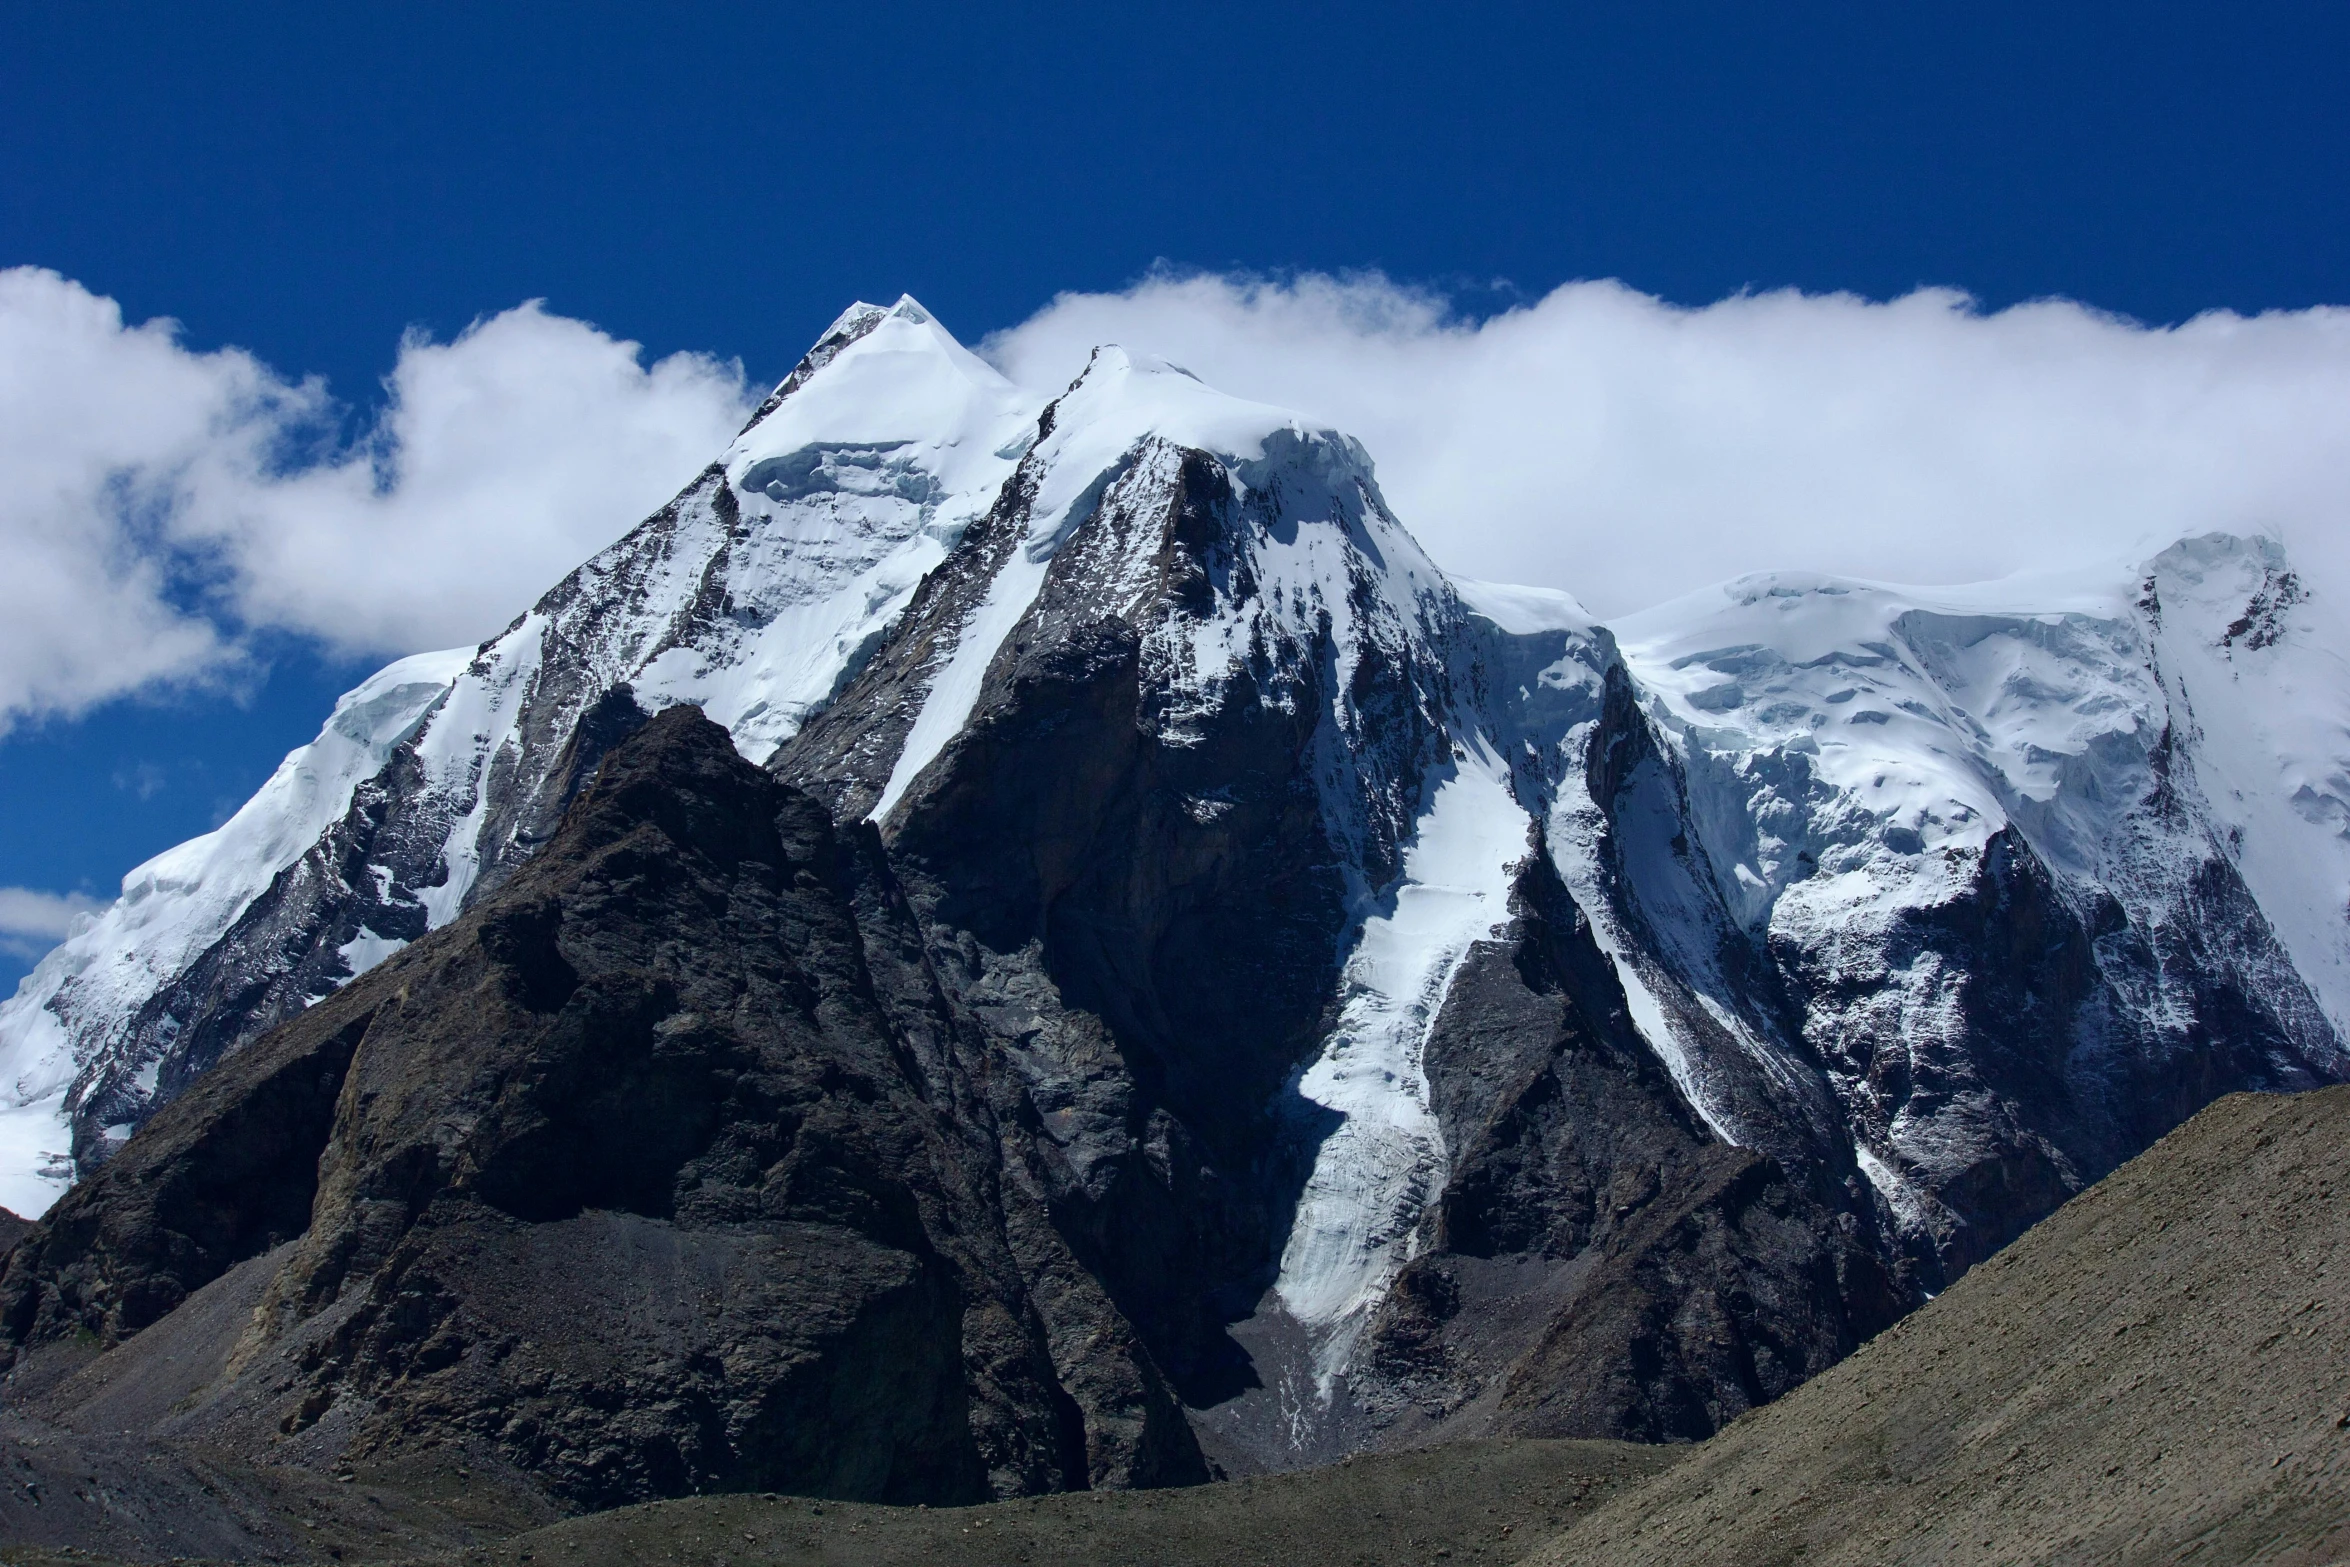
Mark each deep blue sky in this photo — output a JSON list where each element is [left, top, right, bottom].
[[4, 0, 2347, 987]]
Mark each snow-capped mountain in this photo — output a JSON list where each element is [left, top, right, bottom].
[[770, 339, 1532, 1413], [2, 297, 2342, 1468]]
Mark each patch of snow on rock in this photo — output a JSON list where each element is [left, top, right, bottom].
[[1276, 742, 1531, 1383]]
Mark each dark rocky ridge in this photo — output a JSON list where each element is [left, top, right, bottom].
[[427, 1083, 2350, 1567], [769, 398, 1909, 1466], [1356, 844, 1906, 1448], [0, 705, 1207, 1515], [65, 459, 731, 1172], [775, 421, 1460, 1433]]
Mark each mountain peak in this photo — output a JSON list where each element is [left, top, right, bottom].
[[5, 283, 2347, 1519], [1026, 342, 1330, 528], [735, 296, 1029, 455], [806, 292, 939, 350], [727, 299, 1037, 493]]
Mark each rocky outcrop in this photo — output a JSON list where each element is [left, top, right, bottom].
[[1, 706, 1207, 1508], [766, 357, 1907, 1466], [776, 422, 1407, 1426], [1332, 846, 1904, 1449]]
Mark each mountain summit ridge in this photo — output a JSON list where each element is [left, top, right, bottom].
[[1, 300, 2343, 1476]]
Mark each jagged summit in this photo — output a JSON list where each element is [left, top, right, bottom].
[[841, 339, 1452, 825], [732, 293, 967, 428]]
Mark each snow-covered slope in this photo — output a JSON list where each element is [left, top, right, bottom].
[[681, 296, 1039, 759], [0, 650, 467, 1216], [1275, 741, 1529, 1382], [1597, 544, 2345, 1274], [2140, 534, 2350, 1036]]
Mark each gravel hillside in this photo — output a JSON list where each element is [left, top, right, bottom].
[[1531, 1084, 2350, 1566]]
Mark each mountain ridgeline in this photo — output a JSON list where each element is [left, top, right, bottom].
[[1, 297, 2344, 1500]]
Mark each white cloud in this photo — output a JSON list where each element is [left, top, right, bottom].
[[0, 268, 755, 734], [175, 304, 757, 654], [0, 887, 107, 964], [0, 270, 262, 726], [9, 266, 2350, 744], [983, 271, 2350, 618]]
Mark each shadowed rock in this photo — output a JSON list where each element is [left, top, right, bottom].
[[0, 704, 1205, 1513]]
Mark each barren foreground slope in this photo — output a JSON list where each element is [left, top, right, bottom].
[[405, 1083, 2350, 1567], [421, 1438, 1675, 1567], [1533, 1084, 2350, 1566], [450, 1083, 2345, 1567]]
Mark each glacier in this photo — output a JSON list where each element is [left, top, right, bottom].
[[1275, 741, 1529, 1378]]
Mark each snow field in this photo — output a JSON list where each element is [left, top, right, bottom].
[[1276, 742, 1531, 1384]]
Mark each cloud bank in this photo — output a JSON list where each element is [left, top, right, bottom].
[[0, 267, 755, 736], [7, 265, 2350, 746], [984, 272, 2350, 619]]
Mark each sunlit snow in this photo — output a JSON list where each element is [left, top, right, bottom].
[[1276, 743, 1529, 1382]]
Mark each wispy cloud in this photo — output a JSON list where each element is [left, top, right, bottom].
[[111, 761, 166, 800], [0, 887, 108, 965]]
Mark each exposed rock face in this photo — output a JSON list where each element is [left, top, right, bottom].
[[1, 298, 2345, 1501], [773, 395, 1467, 1430], [1354, 848, 1904, 1448], [1, 707, 1207, 1507]]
